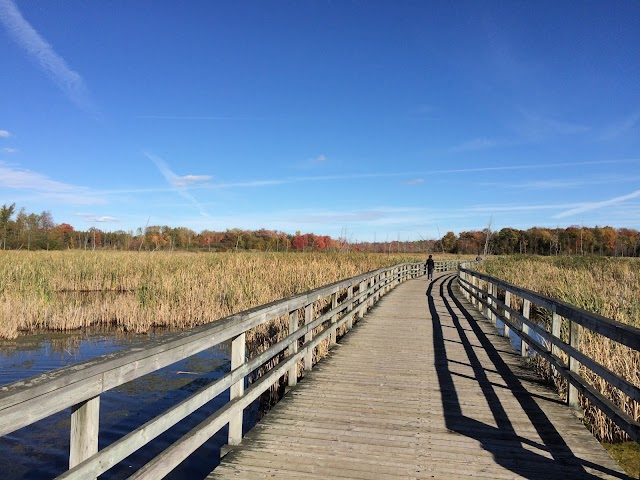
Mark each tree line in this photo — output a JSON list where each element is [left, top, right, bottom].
[[1, 203, 638, 256], [0, 203, 346, 252], [355, 226, 639, 257]]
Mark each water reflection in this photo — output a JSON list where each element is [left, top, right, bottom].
[[0, 329, 258, 480]]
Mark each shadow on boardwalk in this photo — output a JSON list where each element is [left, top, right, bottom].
[[428, 274, 632, 480]]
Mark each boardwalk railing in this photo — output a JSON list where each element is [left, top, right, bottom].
[[0, 260, 459, 480], [457, 263, 640, 442]]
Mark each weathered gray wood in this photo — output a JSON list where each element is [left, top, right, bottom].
[[459, 267, 640, 350], [551, 308, 561, 356], [288, 310, 299, 387], [568, 321, 581, 408], [58, 322, 324, 480], [458, 266, 640, 440], [521, 298, 530, 357], [488, 282, 496, 324], [0, 263, 412, 437], [467, 279, 640, 406], [329, 292, 338, 345], [304, 303, 313, 371], [69, 396, 99, 473], [131, 304, 353, 480], [210, 276, 626, 479], [503, 290, 512, 338], [0, 261, 446, 479], [228, 332, 246, 445], [346, 286, 354, 330]]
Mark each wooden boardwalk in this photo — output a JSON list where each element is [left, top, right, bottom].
[[209, 274, 631, 479]]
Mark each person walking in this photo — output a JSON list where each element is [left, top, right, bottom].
[[425, 254, 435, 281]]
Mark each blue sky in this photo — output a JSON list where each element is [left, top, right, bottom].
[[1, 0, 639, 242]]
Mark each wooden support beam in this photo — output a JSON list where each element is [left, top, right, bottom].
[[330, 292, 338, 346], [228, 333, 245, 445], [568, 320, 581, 408], [521, 299, 530, 357], [288, 310, 299, 387], [487, 283, 495, 324], [304, 303, 313, 371], [346, 286, 354, 330], [69, 396, 100, 473]]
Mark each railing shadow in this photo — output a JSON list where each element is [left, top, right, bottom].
[[426, 275, 631, 480]]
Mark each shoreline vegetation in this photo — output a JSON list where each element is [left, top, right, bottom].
[[476, 255, 640, 449], [0, 250, 441, 340]]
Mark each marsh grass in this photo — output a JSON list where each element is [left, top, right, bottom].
[[477, 255, 640, 443], [0, 250, 432, 340]]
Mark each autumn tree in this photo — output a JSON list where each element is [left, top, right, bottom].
[[0, 203, 15, 249]]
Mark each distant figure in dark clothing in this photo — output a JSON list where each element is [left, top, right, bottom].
[[476, 255, 482, 261], [425, 254, 435, 281]]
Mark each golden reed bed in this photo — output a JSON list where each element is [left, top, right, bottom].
[[0, 250, 438, 339]]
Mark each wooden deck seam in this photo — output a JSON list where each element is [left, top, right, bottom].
[[208, 274, 630, 479]]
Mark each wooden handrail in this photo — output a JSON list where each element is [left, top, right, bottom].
[[457, 263, 640, 442], [0, 259, 461, 479]]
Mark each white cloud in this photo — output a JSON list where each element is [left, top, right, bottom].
[[403, 178, 424, 185], [74, 213, 119, 223], [0, 130, 11, 138], [0, 162, 105, 204], [146, 152, 210, 216], [0, 0, 93, 111], [2, 148, 17, 154], [553, 190, 640, 219], [0, 162, 75, 191], [175, 174, 213, 187]]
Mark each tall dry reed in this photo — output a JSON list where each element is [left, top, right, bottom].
[[0, 250, 429, 340], [476, 255, 640, 442]]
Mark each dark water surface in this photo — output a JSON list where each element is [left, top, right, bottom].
[[0, 330, 258, 479]]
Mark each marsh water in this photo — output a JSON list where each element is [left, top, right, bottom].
[[0, 329, 259, 479]]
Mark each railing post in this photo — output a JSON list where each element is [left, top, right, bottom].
[[288, 309, 299, 387], [228, 332, 246, 445], [487, 282, 495, 324], [358, 280, 367, 319], [346, 286, 354, 330], [304, 303, 313, 371], [330, 292, 338, 346], [568, 320, 581, 408], [503, 290, 511, 338], [471, 276, 478, 308], [551, 307, 561, 359], [463, 271, 469, 301], [70, 396, 100, 473], [482, 281, 489, 317], [521, 299, 530, 357]]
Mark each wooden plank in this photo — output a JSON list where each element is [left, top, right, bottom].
[[210, 275, 627, 480]]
